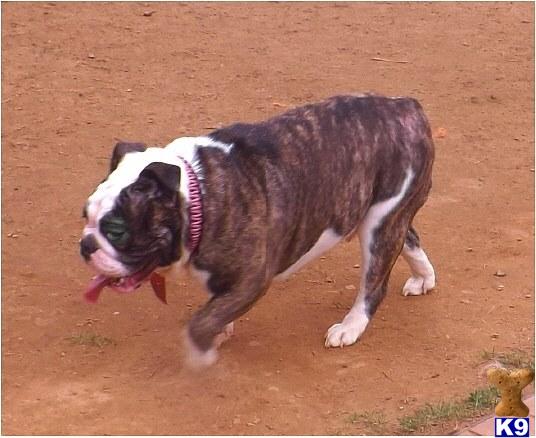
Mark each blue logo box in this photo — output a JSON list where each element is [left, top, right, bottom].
[[495, 417, 530, 437]]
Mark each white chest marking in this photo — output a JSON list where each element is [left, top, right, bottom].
[[274, 228, 342, 281], [167, 260, 213, 295], [188, 265, 212, 293]]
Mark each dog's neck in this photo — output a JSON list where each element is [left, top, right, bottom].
[[165, 136, 233, 264]]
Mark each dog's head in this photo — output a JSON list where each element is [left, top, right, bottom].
[[80, 142, 186, 298]]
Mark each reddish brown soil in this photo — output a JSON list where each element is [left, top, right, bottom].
[[2, 3, 534, 435]]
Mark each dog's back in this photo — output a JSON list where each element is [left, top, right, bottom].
[[206, 94, 434, 270]]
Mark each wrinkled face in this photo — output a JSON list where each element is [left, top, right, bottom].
[[80, 142, 184, 287]]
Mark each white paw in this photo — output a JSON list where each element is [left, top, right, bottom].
[[324, 317, 369, 348], [402, 275, 435, 296], [182, 330, 218, 369], [214, 322, 234, 348]]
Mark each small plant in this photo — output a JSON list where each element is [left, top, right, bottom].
[[467, 386, 500, 410], [480, 349, 534, 370], [67, 332, 116, 347], [346, 410, 388, 435], [399, 386, 501, 434], [399, 401, 465, 434]]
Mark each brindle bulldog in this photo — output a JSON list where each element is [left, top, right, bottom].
[[80, 94, 436, 367]]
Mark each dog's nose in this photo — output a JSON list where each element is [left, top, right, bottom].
[[80, 234, 99, 261]]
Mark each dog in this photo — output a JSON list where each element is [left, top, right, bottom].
[[80, 94, 436, 366]]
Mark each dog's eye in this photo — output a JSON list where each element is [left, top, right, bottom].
[[101, 216, 130, 247], [106, 229, 130, 246]]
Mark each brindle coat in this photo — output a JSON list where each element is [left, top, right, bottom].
[[186, 94, 434, 351]]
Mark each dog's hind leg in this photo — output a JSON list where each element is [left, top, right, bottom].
[[401, 226, 435, 296], [325, 170, 415, 348]]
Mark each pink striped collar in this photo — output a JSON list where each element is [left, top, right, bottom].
[[177, 157, 203, 253]]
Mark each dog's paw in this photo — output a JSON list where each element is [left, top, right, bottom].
[[182, 330, 218, 369], [214, 322, 234, 348], [324, 318, 368, 348], [402, 275, 435, 296]]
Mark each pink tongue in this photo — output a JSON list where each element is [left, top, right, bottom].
[[84, 273, 167, 304], [84, 275, 112, 303]]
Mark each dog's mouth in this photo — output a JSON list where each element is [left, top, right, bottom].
[[84, 262, 167, 304]]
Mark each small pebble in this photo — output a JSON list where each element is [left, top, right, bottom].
[[434, 127, 448, 138], [494, 270, 506, 277], [143, 10, 155, 16], [460, 299, 471, 304], [496, 285, 505, 291], [466, 247, 473, 252], [87, 53, 95, 59], [353, 264, 360, 268], [525, 294, 531, 298], [113, 311, 120, 315], [345, 284, 356, 291], [491, 333, 499, 339]]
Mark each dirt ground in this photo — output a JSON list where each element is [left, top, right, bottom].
[[2, 2, 534, 435]]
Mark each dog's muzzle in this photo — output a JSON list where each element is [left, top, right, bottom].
[[80, 234, 99, 261]]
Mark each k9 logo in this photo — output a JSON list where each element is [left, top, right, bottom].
[[495, 417, 530, 437]]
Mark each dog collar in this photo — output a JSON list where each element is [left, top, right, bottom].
[[177, 157, 203, 253]]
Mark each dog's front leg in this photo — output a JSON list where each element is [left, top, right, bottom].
[[183, 275, 268, 368]]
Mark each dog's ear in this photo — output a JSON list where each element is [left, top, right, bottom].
[[110, 142, 147, 172], [138, 162, 181, 194]]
